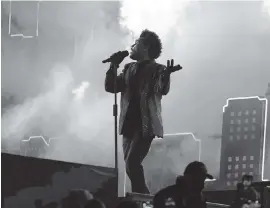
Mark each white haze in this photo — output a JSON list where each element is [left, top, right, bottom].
[[1, 1, 270, 179]]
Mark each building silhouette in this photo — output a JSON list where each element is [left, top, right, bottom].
[[21, 136, 49, 158], [220, 96, 268, 188]]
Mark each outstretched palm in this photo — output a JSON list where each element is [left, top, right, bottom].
[[166, 59, 182, 73]]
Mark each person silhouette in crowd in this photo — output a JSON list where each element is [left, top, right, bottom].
[[153, 161, 213, 208], [115, 199, 138, 208], [44, 202, 58, 208], [231, 174, 260, 208], [84, 198, 106, 208], [61, 189, 93, 208], [34, 199, 43, 208]]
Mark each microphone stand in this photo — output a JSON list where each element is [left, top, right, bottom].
[[110, 63, 119, 195]]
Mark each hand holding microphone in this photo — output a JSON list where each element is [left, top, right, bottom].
[[102, 51, 129, 66]]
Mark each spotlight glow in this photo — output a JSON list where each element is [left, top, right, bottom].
[[263, 0, 270, 17], [120, 0, 190, 39], [72, 81, 90, 100]]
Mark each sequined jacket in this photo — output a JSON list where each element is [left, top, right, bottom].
[[104, 60, 170, 138]]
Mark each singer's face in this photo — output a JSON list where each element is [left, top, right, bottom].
[[130, 38, 146, 60]]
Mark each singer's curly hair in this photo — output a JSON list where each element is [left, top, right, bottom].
[[140, 29, 162, 59]]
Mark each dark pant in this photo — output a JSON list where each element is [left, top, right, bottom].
[[123, 130, 153, 194]]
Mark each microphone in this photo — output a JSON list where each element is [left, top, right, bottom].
[[102, 50, 129, 64]]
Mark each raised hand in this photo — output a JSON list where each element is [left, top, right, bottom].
[[166, 59, 182, 73]]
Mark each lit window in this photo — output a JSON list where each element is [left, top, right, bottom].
[[237, 127, 241, 132], [242, 164, 246, 169], [228, 165, 232, 170], [227, 181, 231, 186], [242, 172, 246, 176], [229, 135, 233, 141], [250, 164, 254, 168], [243, 156, 246, 161], [244, 135, 248, 140], [235, 165, 239, 170], [237, 120, 241, 125], [238, 112, 242, 116], [251, 134, 256, 139], [244, 127, 248, 132], [244, 118, 249, 124], [251, 125, 256, 131], [250, 156, 254, 160], [230, 127, 234, 133], [227, 173, 231, 178], [249, 172, 253, 175], [236, 135, 240, 140], [252, 118, 256, 123], [228, 157, 232, 162], [252, 110, 256, 115], [230, 112, 235, 116], [235, 156, 239, 161], [245, 110, 249, 115], [235, 173, 239, 178], [234, 181, 238, 186], [230, 120, 234, 124]]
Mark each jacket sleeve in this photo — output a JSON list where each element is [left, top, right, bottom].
[[104, 63, 130, 93], [154, 64, 171, 95], [250, 187, 260, 202], [153, 185, 176, 208]]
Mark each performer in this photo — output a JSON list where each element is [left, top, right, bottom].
[[104, 29, 182, 194]]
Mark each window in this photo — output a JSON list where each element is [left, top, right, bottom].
[[251, 125, 256, 131], [238, 112, 242, 116], [245, 110, 249, 115], [236, 135, 241, 140], [229, 135, 233, 141], [243, 156, 246, 161], [235, 173, 239, 178], [237, 127, 241, 132], [237, 120, 241, 125], [228, 165, 232, 170], [249, 172, 253, 175], [252, 110, 256, 115], [252, 118, 256, 123], [250, 164, 254, 169], [230, 112, 235, 116], [244, 127, 248, 132], [230, 127, 234, 133], [244, 135, 248, 140], [227, 173, 231, 178], [242, 172, 246, 176], [235, 164, 239, 170], [250, 156, 254, 160], [228, 157, 232, 162], [230, 120, 234, 124], [242, 164, 246, 169], [227, 181, 231, 186], [235, 156, 239, 161], [244, 118, 249, 124], [251, 134, 256, 139], [234, 181, 238, 186]]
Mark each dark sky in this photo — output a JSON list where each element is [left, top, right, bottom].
[[1, 1, 270, 177]]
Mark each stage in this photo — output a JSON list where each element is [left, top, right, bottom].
[[2, 153, 270, 208]]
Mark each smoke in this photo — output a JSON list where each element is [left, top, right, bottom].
[[1, 1, 126, 167], [2, 1, 270, 179], [263, 0, 270, 17], [119, 0, 190, 41]]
